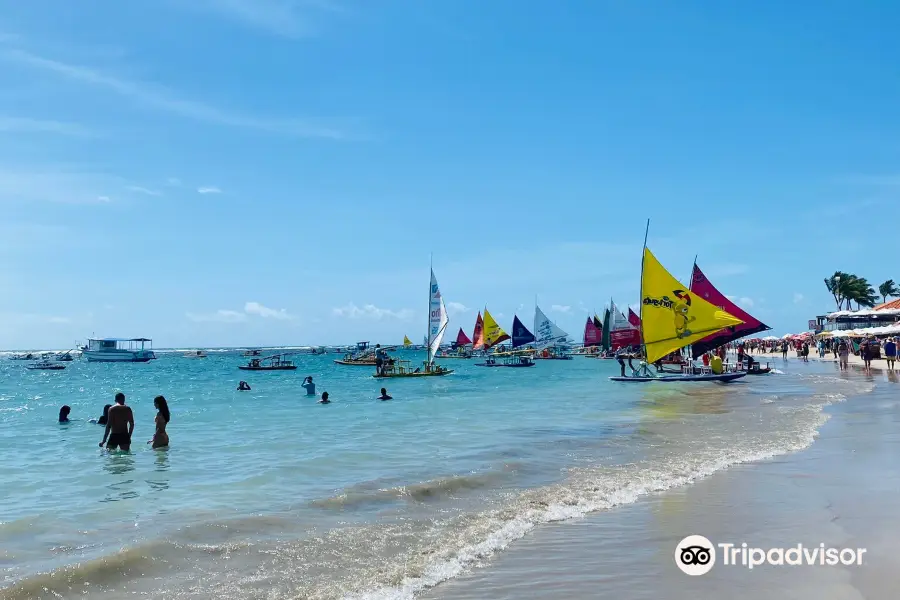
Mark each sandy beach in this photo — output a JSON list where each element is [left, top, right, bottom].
[[427, 362, 900, 600]]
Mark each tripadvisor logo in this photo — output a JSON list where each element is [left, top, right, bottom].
[[674, 535, 867, 575]]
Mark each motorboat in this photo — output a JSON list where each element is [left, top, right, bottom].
[[82, 338, 156, 362], [239, 354, 297, 371], [27, 360, 66, 370], [184, 350, 208, 358]]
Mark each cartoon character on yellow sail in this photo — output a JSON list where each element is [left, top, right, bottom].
[[671, 290, 696, 338]]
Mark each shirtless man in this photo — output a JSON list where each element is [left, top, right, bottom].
[[100, 392, 135, 450]]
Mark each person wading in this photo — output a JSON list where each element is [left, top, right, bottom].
[[100, 392, 135, 451]]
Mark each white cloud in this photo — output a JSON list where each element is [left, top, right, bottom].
[[332, 303, 414, 320], [793, 293, 804, 304], [187, 301, 296, 322], [738, 297, 754, 308], [180, 0, 346, 38], [197, 186, 222, 194], [550, 304, 571, 313], [3, 49, 346, 139], [126, 185, 162, 196], [446, 301, 468, 315], [0, 116, 95, 137], [186, 309, 247, 323], [244, 301, 295, 320], [0, 167, 117, 205]]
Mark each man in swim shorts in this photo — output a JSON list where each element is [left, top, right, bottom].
[[100, 392, 134, 450], [884, 337, 897, 371]]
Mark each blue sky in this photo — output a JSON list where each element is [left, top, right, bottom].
[[1, 0, 898, 349]]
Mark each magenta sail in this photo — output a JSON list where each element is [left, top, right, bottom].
[[628, 308, 641, 329], [689, 263, 771, 359], [455, 328, 472, 346], [583, 316, 601, 347]]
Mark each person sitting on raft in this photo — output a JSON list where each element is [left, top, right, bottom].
[[237, 381, 251, 391]]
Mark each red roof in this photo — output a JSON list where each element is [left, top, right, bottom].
[[876, 299, 900, 310]]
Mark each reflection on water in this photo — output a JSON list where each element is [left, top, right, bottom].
[[101, 452, 139, 502], [147, 450, 170, 492]]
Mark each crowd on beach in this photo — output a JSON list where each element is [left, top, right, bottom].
[[58, 376, 395, 452]]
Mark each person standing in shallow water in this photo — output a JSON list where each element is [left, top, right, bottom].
[[302, 376, 316, 396], [100, 392, 134, 450], [378, 388, 392, 400], [318, 391, 330, 404], [58, 405, 71, 422], [149, 395, 170, 449]]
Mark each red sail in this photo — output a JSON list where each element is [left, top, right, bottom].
[[689, 263, 771, 358], [628, 308, 641, 329], [456, 327, 472, 346], [583, 316, 601, 347], [472, 312, 485, 350]]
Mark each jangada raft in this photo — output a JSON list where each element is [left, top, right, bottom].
[[239, 353, 297, 371], [334, 341, 378, 366], [375, 266, 453, 378], [609, 222, 748, 383]]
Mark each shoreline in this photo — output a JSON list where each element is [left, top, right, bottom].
[[426, 363, 899, 600]]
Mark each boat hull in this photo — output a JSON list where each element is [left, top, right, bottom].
[[83, 351, 155, 363], [474, 362, 535, 368], [238, 365, 297, 371], [533, 356, 573, 360], [609, 372, 747, 383], [27, 364, 66, 370], [333, 360, 376, 366], [373, 369, 454, 378]]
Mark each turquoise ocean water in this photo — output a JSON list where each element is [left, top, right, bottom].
[[0, 349, 873, 599]]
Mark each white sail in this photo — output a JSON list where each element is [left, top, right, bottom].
[[427, 269, 450, 365], [534, 304, 569, 349], [610, 301, 634, 331]]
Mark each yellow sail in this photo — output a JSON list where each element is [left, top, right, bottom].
[[403, 335, 412, 346], [640, 247, 744, 364], [482, 308, 511, 348]]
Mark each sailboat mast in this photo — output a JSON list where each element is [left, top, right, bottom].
[[427, 254, 433, 366], [687, 253, 698, 360], [638, 219, 650, 360]]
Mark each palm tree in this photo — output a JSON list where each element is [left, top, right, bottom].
[[824, 271, 851, 310], [879, 279, 899, 304], [845, 277, 878, 309]]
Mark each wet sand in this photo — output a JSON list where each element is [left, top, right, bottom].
[[428, 369, 900, 600]]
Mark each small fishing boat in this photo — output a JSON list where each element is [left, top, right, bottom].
[[610, 371, 745, 383], [27, 360, 66, 370], [608, 221, 747, 384], [533, 347, 573, 360], [184, 350, 208, 358], [475, 351, 535, 368], [374, 266, 453, 378], [56, 351, 74, 362], [242, 349, 262, 357], [10, 353, 35, 360], [334, 341, 377, 366], [238, 354, 297, 371]]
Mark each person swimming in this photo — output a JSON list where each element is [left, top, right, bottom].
[[58, 405, 71, 423], [318, 391, 330, 404], [378, 388, 392, 401], [97, 404, 111, 425], [148, 395, 170, 449], [237, 381, 251, 391], [302, 376, 316, 396]]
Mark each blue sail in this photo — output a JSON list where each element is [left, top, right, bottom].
[[511, 315, 536, 348]]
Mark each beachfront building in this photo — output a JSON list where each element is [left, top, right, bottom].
[[814, 301, 900, 335]]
